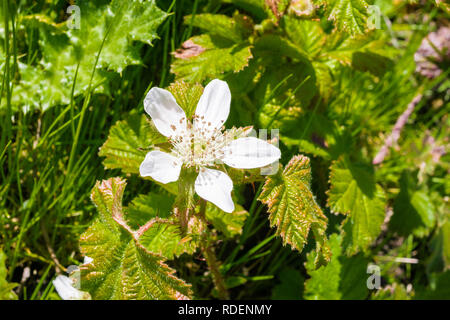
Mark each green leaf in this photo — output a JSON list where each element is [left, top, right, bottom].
[[6, 0, 167, 111], [426, 219, 450, 273], [328, 156, 386, 254], [172, 12, 255, 83], [304, 234, 369, 300], [415, 271, 450, 300], [166, 81, 204, 118], [171, 34, 253, 83], [371, 283, 412, 300], [259, 155, 330, 268], [79, 178, 192, 300], [222, 0, 267, 19], [351, 51, 394, 77], [125, 192, 200, 260], [69, 0, 168, 73], [99, 111, 167, 175], [184, 13, 253, 43], [322, 32, 386, 66], [253, 34, 309, 62], [255, 61, 317, 129], [443, 221, 450, 271], [315, 0, 371, 36], [282, 17, 325, 59], [125, 192, 175, 228], [390, 171, 436, 238], [205, 202, 249, 238], [0, 250, 17, 300]]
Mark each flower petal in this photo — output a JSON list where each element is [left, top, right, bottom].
[[140, 151, 182, 184], [194, 79, 231, 134], [194, 168, 234, 213], [222, 137, 281, 169], [144, 87, 187, 137], [82, 256, 93, 265], [53, 276, 87, 300]]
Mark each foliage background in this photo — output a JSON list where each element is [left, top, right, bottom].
[[0, 0, 449, 299]]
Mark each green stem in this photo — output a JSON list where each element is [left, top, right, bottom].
[[198, 200, 229, 300], [175, 168, 196, 234], [203, 243, 230, 300]]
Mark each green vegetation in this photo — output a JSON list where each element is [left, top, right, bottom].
[[0, 0, 449, 300]]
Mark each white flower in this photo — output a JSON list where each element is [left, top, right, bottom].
[[52, 256, 93, 300], [140, 79, 281, 213], [53, 275, 91, 300]]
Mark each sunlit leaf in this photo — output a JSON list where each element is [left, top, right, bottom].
[[222, 0, 268, 19], [328, 156, 386, 254], [171, 34, 253, 83], [259, 155, 331, 268], [5, 0, 167, 111], [314, 0, 371, 36], [79, 178, 192, 300], [0, 250, 17, 300], [184, 13, 253, 43], [205, 202, 249, 238], [99, 111, 166, 175], [166, 81, 204, 118], [126, 192, 200, 259], [304, 234, 369, 300]]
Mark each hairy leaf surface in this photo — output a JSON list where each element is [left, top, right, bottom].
[[79, 178, 192, 300], [171, 34, 253, 83], [259, 155, 330, 268], [315, 0, 371, 35]]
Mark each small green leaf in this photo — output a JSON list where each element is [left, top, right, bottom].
[[352, 51, 394, 77], [205, 202, 249, 238], [167, 81, 204, 118], [390, 171, 436, 238], [79, 178, 192, 300], [259, 155, 330, 268], [371, 283, 412, 300], [184, 13, 253, 43], [126, 192, 200, 260], [282, 17, 325, 59], [125, 192, 175, 228], [328, 156, 386, 254], [415, 271, 450, 300], [304, 234, 369, 300], [99, 111, 166, 175], [0, 250, 17, 300], [222, 0, 268, 19], [315, 0, 371, 36], [171, 34, 253, 83]]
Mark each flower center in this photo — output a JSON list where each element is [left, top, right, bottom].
[[168, 115, 230, 168]]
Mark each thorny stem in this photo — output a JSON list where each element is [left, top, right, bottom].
[[198, 200, 230, 300], [135, 218, 174, 238]]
